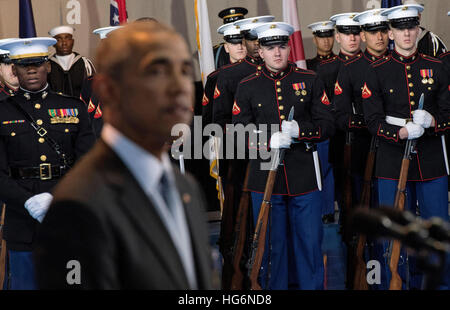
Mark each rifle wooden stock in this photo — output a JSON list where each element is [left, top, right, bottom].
[[389, 155, 411, 290], [249, 168, 277, 290], [0, 204, 6, 290], [230, 164, 251, 290], [353, 138, 377, 290]]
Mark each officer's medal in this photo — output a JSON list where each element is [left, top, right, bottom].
[[420, 69, 433, 85], [292, 82, 307, 97]]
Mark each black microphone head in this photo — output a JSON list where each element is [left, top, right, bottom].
[[350, 208, 396, 238], [376, 207, 416, 226]]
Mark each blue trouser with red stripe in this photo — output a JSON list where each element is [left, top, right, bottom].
[[373, 176, 449, 290], [251, 191, 324, 290]]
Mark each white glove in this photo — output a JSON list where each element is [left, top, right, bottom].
[[413, 110, 433, 129], [405, 122, 425, 140], [281, 120, 300, 138], [24, 192, 53, 223], [270, 131, 292, 149]]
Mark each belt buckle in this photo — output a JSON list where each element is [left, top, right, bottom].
[[39, 163, 52, 180]]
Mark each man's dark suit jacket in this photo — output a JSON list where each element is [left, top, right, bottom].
[[34, 140, 213, 289]]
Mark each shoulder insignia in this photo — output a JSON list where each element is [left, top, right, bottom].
[[321, 91, 330, 105], [202, 93, 209, 106], [362, 83, 372, 99], [87, 100, 96, 113], [232, 101, 241, 115], [213, 85, 221, 99], [94, 105, 102, 119], [334, 81, 343, 96]]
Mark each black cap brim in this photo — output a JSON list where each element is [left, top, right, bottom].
[[314, 30, 335, 38], [362, 23, 389, 32], [390, 17, 420, 29], [337, 26, 361, 35], [259, 36, 290, 46], [224, 35, 244, 44], [12, 57, 48, 66]]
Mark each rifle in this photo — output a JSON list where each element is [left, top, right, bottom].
[[389, 93, 424, 290], [230, 164, 251, 290], [353, 137, 377, 290], [0, 204, 6, 290], [247, 107, 294, 290]]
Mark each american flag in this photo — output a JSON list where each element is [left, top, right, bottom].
[[110, 0, 127, 26]]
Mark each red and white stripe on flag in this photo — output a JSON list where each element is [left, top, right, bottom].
[[111, 0, 128, 25], [282, 0, 307, 69]]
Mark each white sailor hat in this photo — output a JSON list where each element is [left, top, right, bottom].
[[0, 38, 16, 62], [382, 4, 423, 29], [447, 11, 449, 16], [217, 23, 244, 44], [251, 22, 294, 46], [330, 13, 361, 34], [48, 25, 75, 37], [93, 26, 123, 39], [0, 37, 56, 65], [307, 21, 335, 37], [233, 15, 275, 40], [354, 9, 389, 31]]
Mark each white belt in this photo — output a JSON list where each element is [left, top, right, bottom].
[[385, 116, 412, 127]]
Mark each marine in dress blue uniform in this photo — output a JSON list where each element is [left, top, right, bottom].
[[334, 8, 390, 288], [233, 22, 335, 289], [306, 21, 338, 223], [362, 4, 450, 289], [316, 13, 363, 224], [0, 38, 95, 289], [306, 21, 336, 72], [214, 7, 248, 70], [334, 9, 390, 203]]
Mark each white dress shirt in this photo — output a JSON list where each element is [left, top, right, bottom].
[[102, 124, 198, 289]]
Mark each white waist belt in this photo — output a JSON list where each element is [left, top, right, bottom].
[[385, 116, 412, 127]]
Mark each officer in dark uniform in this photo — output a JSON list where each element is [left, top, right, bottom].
[[233, 22, 335, 290], [306, 21, 336, 72], [334, 8, 390, 288], [402, 1, 447, 57], [306, 21, 337, 224], [0, 38, 95, 289], [335, 9, 389, 202], [209, 16, 274, 289], [362, 4, 450, 289], [214, 7, 248, 69], [0, 41, 19, 101], [316, 13, 363, 223]]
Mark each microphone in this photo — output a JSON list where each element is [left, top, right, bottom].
[[350, 208, 450, 254], [366, 207, 450, 243], [350, 208, 406, 240]]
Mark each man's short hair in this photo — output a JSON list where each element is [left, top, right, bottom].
[[95, 22, 179, 83]]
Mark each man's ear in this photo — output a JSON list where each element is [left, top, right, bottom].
[[92, 74, 120, 110], [360, 31, 367, 43], [335, 32, 341, 44], [45, 61, 51, 74], [11, 64, 17, 77], [388, 29, 394, 41], [224, 42, 230, 54]]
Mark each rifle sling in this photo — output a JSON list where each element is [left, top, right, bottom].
[[9, 96, 73, 168]]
